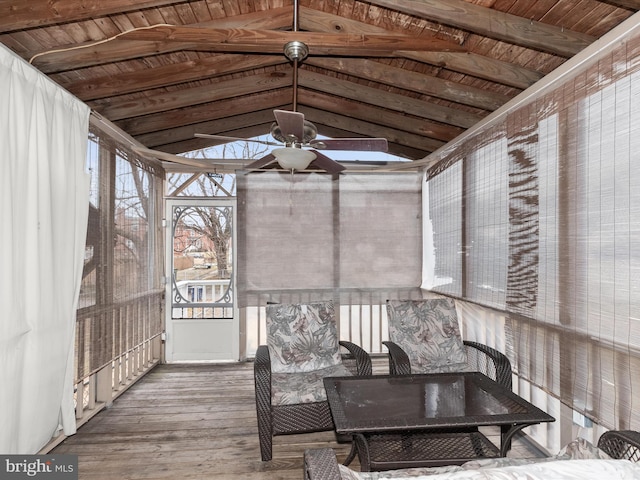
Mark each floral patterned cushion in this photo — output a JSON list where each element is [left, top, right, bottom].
[[271, 363, 352, 406], [266, 301, 342, 373], [387, 298, 467, 374]]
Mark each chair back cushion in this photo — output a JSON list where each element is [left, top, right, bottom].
[[266, 301, 342, 373], [387, 298, 467, 374]]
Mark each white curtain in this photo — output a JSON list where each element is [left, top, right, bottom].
[[0, 45, 90, 453]]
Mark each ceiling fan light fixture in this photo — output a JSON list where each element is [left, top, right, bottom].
[[272, 147, 316, 171]]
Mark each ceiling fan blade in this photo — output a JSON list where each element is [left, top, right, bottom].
[[273, 109, 305, 143], [195, 133, 280, 146], [244, 153, 277, 171], [309, 138, 389, 152], [132, 146, 243, 168], [311, 151, 346, 175]]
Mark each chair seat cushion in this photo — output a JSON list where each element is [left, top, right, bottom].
[[271, 363, 352, 406], [387, 298, 467, 374]]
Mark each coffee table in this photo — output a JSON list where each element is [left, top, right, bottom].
[[323, 372, 555, 471]]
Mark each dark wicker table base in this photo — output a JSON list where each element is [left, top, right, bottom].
[[354, 430, 501, 471]]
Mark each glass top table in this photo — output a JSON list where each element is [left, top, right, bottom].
[[324, 372, 555, 471]]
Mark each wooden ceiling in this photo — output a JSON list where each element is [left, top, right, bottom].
[[1, 0, 638, 164]]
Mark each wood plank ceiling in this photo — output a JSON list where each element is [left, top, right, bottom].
[[1, 0, 638, 165]]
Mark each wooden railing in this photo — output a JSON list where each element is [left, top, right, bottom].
[[242, 288, 425, 358], [73, 290, 164, 425]]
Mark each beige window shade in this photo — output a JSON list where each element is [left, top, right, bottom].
[[426, 34, 640, 431], [237, 172, 423, 307]]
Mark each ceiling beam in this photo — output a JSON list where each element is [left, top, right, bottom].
[[64, 54, 286, 101], [117, 25, 467, 55], [117, 89, 291, 137], [306, 57, 512, 111], [299, 7, 544, 90], [397, 50, 543, 90], [27, 8, 293, 72], [366, 0, 596, 57], [297, 88, 463, 143], [95, 71, 293, 121], [297, 69, 483, 128]]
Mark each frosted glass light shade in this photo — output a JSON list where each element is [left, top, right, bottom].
[[272, 147, 316, 171]]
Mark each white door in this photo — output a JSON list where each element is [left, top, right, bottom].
[[165, 198, 238, 362]]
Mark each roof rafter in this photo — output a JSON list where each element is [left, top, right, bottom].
[[367, 0, 596, 57], [299, 7, 544, 90]]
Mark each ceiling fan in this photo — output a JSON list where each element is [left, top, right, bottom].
[[195, 108, 389, 174], [192, 2, 390, 175]]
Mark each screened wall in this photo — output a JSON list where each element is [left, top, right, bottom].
[[74, 121, 165, 416], [424, 21, 640, 432]]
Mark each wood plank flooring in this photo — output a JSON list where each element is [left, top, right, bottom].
[[52, 359, 546, 480]]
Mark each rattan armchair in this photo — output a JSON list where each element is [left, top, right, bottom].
[[254, 302, 372, 461], [384, 339, 512, 389], [383, 298, 512, 389], [597, 430, 640, 462]]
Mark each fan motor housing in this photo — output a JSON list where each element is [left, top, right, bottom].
[[270, 120, 317, 145]]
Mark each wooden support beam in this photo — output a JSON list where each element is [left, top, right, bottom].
[[64, 54, 286, 101], [367, 0, 596, 57], [26, 8, 293, 72], [306, 57, 512, 111], [297, 69, 483, 129], [118, 25, 467, 55], [96, 71, 293, 121]]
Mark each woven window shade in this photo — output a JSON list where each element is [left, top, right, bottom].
[[425, 33, 640, 430], [78, 126, 164, 379], [237, 172, 423, 307]]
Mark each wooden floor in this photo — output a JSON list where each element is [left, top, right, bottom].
[[52, 359, 546, 480]]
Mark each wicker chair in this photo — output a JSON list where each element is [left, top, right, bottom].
[[254, 301, 372, 461], [383, 298, 512, 389], [597, 430, 640, 462]]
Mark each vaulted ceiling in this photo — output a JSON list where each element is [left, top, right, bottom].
[[1, 0, 638, 167]]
